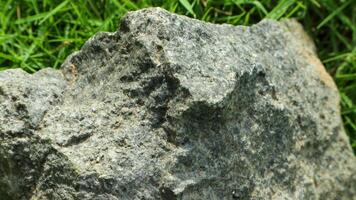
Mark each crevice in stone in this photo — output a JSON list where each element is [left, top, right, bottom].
[[160, 187, 177, 200]]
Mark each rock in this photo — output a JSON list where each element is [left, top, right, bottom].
[[0, 7, 355, 200]]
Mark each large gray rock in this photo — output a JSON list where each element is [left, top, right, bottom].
[[0, 7, 355, 200]]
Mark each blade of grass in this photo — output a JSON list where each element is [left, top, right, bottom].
[[39, 1, 69, 25], [336, 73, 356, 80], [317, 0, 351, 29], [266, 0, 295, 20], [179, 0, 196, 18]]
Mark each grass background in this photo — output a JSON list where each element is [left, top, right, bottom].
[[0, 0, 355, 152]]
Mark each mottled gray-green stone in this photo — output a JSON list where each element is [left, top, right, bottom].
[[0, 7, 355, 200]]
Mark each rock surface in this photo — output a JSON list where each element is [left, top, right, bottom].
[[1, 7, 355, 200]]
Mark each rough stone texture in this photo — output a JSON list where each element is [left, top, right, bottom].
[[1, 7, 355, 200]]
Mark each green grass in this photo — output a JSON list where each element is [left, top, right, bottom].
[[0, 0, 355, 152]]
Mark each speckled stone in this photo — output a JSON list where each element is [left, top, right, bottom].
[[1, 7, 355, 200]]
